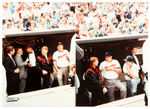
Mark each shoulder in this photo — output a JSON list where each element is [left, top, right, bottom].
[[53, 51, 58, 55], [100, 61, 106, 66], [64, 49, 69, 53], [4, 55, 10, 60], [112, 59, 119, 63], [15, 54, 19, 58], [37, 55, 43, 60]]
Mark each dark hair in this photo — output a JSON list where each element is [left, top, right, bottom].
[[131, 46, 138, 51], [6, 46, 14, 53], [57, 42, 63, 46], [25, 45, 32, 49]]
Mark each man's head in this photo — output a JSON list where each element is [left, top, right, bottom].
[[25, 45, 33, 53], [90, 57, 99, 67], [105, 52, 112, 62], [7, 46, 15, 55], [57, 42, 64, 52], [124, 55, 134, 66], [16, 48, 23, 56], [131, 46, 138, 55], [41, 46, 48, 56]]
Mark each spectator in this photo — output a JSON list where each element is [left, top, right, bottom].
[[2, 2, 148, 37]]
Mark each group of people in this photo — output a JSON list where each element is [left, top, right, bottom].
[[2, 2, 148, 37], [3, 42, 71, 96], [84, 46, 147, 105]]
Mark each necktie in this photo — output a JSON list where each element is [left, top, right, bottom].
[[11, 56, 16, 66], [45, 56, 49, 64]]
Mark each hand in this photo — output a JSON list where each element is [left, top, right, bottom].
[[42, 70, 48, 75], [15, 68, 19, 73], [105, 67, 113, 71], [27, 63, 31, 67], [57, 70, 61, 74], [25, 58, 29, 63], [103, 87, 107, 94], [130, 74, 136, 79], [125, 63, 130, 70], [50, 73, 53, 78]]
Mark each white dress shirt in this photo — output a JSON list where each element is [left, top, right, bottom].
[[8, 54, 16, 66], [133, 55, 140, 69], [29, 50, 36, 67]]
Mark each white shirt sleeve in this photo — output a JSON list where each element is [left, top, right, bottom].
[[99, 62, 104, 71], [123, 63, 129, 74], [53, 52, 57, 61], [114, 60, 121, 67]]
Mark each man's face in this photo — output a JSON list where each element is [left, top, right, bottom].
[[17, 49, 23, 55], [41, 49, 48, 56], [11, 49, 15, 55], [132, 48, 137, 55], [57, 45, 64, 52], [26, 48, 32, 53], [126, 61, 133, 66], [105, 56, 112, 62]]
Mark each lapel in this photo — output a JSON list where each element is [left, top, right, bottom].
[[17, 54, 23, 62], [7, 54, 16, 67]]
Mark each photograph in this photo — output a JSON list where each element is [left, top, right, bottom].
[[1, 1, 149, 107]]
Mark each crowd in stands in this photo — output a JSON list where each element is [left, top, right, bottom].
[[2, 2, 148, 38]]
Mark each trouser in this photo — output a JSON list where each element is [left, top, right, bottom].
[[7, 76, 19, 95], [19, 78, 26, 93], [41, 73, 50, 89], [126, 78, 140, 96], [104, 78, 127, 102], [57, 66, 69, 86], [26, 67, 41, 92]]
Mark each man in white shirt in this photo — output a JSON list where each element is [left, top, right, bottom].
[[25, 45, 41, 91], [99, 52, 126, 102], [123, 55, 140, 96], [53, 42, 70, 86]]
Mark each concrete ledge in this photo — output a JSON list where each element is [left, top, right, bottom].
[[97, 94, 145, 107]]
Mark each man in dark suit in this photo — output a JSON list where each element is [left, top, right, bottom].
[[25, 45, 41, 92], [3, 46, 20, 95]]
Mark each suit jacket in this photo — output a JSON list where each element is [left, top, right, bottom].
[[3, 54, 18, 80], [3, 54, 19, 95], [15, 54, 27, 79], [85, 66, 104, 92], [37, 54, 53, 75]]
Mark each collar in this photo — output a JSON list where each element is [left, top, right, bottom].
[[8, 54, 12, 58]]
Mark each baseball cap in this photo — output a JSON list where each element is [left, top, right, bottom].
[[124, 55, 134, 62], [104, 52, 112, 57]]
